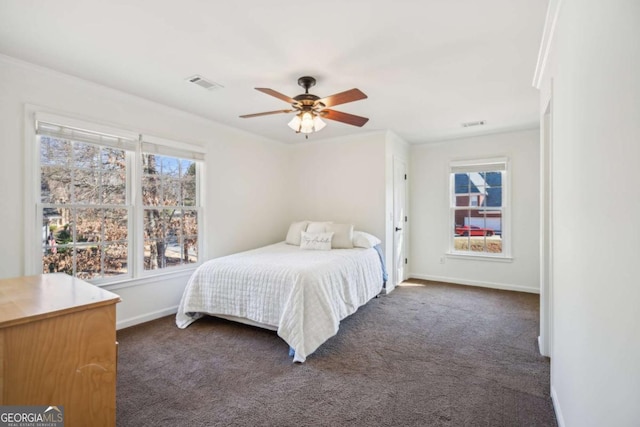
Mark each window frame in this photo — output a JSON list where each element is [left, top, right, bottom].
[[26, 109, 205, 286], [448, 157, 512, 260], [137, 145, 203, 276]]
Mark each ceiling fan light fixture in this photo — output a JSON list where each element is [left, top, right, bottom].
[[299, 112, 315, 134], [313, 115, 326, 131], [287, 114, 302, 131], [288, 111, 326, 134]]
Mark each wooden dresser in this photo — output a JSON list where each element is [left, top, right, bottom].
[[0, 273, 121, 426]]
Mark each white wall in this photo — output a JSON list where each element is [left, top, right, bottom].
[[288, 131, 387, 242], [537, 1, 640, 426], [288, 130, 410, 293], [410, 129, 540, 293], [0, 55, 290, 328]]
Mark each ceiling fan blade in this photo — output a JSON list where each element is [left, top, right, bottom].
[[321, 109, 369, 127], [240, 109, 293, 118], [255, 88, 297, 104], [316, 88, 367, 108]]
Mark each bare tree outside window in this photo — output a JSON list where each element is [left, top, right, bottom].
[[142, 154, 198, 270], [40, 136, 129, 279], [38, 120, 203, 283]]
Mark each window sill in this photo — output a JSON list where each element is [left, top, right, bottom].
[[100, 266, 198, 291], [446, 252, 514, 263]]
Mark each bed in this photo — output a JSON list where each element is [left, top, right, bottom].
[[176, 225, 385, 363]]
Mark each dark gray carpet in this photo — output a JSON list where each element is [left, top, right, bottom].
[[116, 280, 557, 426]]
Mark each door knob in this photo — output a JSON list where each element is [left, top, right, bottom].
[[395, 227, 402, 232]]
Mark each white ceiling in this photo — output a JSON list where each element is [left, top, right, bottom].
[[0, 0, 548, 144]]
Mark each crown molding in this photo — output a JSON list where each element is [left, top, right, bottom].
[[532, 0, 563, 89]]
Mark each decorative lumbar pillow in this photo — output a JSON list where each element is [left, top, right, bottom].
[[306, 221, 332, 233], [352, 231, 382, 248], [300, 231, 334, 251], [326, 223, 354, 249], [285, 221, 310, 246]]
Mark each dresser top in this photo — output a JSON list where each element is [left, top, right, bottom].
[[0, 273, 121, 328]]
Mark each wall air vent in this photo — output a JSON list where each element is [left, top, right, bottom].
[[461, 120, 486, 128], [186, 75, 224, 90]]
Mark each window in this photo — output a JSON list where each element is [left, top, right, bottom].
[[450, 158, 509, 258], [36, 115, 204, 284], [141, 151, 198, 270]]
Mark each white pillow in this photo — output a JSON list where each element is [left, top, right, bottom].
[[300, 231, 334, 251], [306, 221, 332, 233], [352, 231, 382, 248], [285, 221, 310, 246], [326, 223, 354, 249]]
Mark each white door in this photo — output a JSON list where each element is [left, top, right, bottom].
[[393, 157, 407, 287]]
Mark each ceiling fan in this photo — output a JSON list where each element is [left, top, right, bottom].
[[240, 76, 369, 136]]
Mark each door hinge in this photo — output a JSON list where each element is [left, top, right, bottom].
[[405, 258, 408, 265], [404, 174, 407, 180], [404, 215, 408, 222]]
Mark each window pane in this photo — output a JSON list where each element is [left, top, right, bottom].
[[44, 208, 73, 245], [101, 147, 125, 171], [469, 236, 486, 252], [74, 169, 100, 204], [454, 173, 470, 198], [75, 246, 101, 280], [454, 236, 469, 251], [42, 207, 65, 241], [144, 239, 169, 270], [104, 209, 128, 242], [183, 236, 198, 264], [182, 175, 196, 206], [183, 210, 198, 238], [162, 177, 181, 206], [41, 166, 72, 204], [74, 143, 100, 169], [454, 210, 472, 235], [142, 154, 164, 176], [40, 137, 71, 166], [42, 244, 73, 275], [76, 208, 102, 242], [486, 186, 502, 207], [142, 175, 161, 206], [104, 243, 128, 277], [486, 214, 503, 253], [485, 171, 502, 187], [143, 209, 173, 270], [102, 170, 126, 204], [144, 208, 167, 239], [158, 155, 179, 176], [143, 208, 197, 270], [454, 193, 468, 208], [164, 239, 183, 267]]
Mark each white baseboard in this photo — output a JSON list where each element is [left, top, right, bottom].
[[117, 305, 178, 330], [408, 273, 539, 294], [550, 385, 565, 427]]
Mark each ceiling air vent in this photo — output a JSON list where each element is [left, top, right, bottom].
[[186, 75, 223, 90], [461, 120, 486, 128]]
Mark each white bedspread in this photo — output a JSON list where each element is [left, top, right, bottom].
[[176, 242, 383, 362]]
